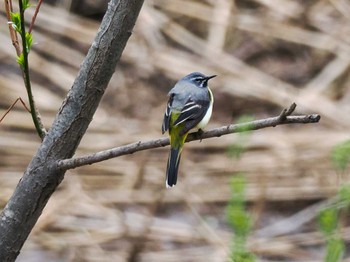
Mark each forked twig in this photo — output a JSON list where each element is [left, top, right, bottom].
[[277, 102, 297, 123], [0, 97, 31, 124]]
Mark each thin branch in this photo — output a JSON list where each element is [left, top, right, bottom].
[[56, 104, 321, 171], [285, 102, 297, 116], [28, 0, 43, 34], [5, 0, 46, 138], [0, 97, 31, 123], [277, 102, 297, 123], [19, 0, 46, 140], [4, 0, 21, 55]]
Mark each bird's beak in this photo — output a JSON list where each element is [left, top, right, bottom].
[[206, 75, 217, 80]]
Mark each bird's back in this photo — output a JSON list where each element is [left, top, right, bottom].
[[169, 80, 209, 111]]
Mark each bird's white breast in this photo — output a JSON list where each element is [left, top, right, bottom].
[[197, 104, 212, 129], [196, 88, 214, 129]]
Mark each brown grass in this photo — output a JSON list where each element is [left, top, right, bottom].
[[0, 0, 350, 261]]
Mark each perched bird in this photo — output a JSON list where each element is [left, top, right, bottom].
[[162, 72, 216, 188]]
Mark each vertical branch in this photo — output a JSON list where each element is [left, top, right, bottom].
[[4, 0, 21, 55], [18, 0, 46, 140]]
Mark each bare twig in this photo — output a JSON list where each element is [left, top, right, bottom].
[[277, 102, 297, 123], [285, 102, 297, 116], [0, 97, 31, 124], [56, 104, 321, 171], [4, 0, 21, 55], [28, 0, 43, 34]]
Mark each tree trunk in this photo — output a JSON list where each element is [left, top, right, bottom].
[[0, 0, 144, 260]]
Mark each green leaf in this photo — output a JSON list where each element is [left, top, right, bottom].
[[235, 115, 255, 133], [227, 143, 245, 159], [226, 174, 252, 237], [325, 238, 344, 262], [25, 32, 33, 52], [227, 175, 246, 204], [22, 0, 32, 10], [230, 250, 255, 262], [230, 175, 245, 195], [338, 183, 350, 207], [10, 12, 22, 34], [227, 207, 252, 237], [331, 140, 350, 171], [226, 173, 255, 261], [227, 115, 254, 159], [318, 208, 338, 236], [17, 53, 25, 68]]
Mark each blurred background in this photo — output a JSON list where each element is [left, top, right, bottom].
[[1, 0, 350, 261]]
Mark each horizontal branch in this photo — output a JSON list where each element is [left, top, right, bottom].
[[56, 103, 320, 171]]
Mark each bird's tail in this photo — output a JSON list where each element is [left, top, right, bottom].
[[166, 147, 181, 188]]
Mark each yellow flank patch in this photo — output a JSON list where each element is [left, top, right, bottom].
[[170, 112, 188, 149]]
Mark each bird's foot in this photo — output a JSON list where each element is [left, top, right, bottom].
[[196, 129, 204, 142]]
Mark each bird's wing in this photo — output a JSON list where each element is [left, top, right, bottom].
[[173, 97, 210, 136], [162, 94, 174, 134]]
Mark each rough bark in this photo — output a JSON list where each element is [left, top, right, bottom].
[[0, 0, 144, 260]]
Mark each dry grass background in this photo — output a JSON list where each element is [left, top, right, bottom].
[[0, 0, 350, 261]]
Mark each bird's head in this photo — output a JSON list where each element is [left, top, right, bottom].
[[183, 72, 216, 88]]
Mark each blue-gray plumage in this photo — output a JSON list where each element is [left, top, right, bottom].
[[169, 73, 212, 110], [162, 72, 216, 188]]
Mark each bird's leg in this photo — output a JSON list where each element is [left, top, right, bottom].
[[197, 128, 204, 136], [196, 128, 204, 142]]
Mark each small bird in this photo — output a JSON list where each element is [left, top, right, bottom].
[[162, 72, 216, 188]]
